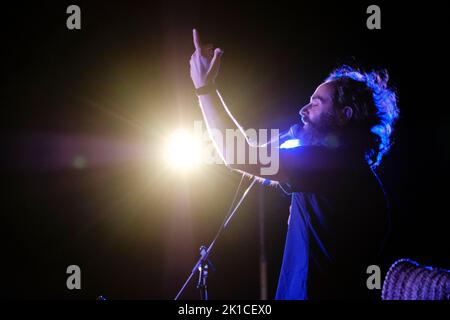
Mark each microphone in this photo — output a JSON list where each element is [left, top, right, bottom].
[[247, 124, 301, 147], [265, 123, 301, 146], [279, 124, 301, 141]]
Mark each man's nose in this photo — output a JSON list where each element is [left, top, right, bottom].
[[299, 103, 310, 117]]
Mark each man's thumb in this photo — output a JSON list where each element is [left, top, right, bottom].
[[209, 48, 224, 74], [214, 48, 224, 57]]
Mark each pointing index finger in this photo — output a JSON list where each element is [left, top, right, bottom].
[[193, 28, 201, 51]]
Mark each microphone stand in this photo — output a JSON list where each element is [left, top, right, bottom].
[[174, 175, 258, 300]]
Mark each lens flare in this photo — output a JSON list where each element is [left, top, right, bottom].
[[165, 129, 202, 169]]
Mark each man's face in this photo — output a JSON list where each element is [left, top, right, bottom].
[[299, 81, 336, 128], [298, 81, 338, 145]]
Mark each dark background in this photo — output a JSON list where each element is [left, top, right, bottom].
[[1, 1, 449, 299]]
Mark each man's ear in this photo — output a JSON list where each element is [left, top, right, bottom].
[[340, 106, 353, 124]]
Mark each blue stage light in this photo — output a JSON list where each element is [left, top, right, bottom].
[[279, 139, 301, 149]]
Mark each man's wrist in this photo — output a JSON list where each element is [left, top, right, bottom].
[[195, 83, 217, 96]]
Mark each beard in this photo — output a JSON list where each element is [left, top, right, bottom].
[[299, 112, 339, 146]]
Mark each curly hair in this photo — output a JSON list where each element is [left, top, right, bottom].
[[326, 65, 399, 168]]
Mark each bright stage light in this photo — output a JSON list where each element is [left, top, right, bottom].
[[165, 129, 202, 169], [280, 139, 301, 149]]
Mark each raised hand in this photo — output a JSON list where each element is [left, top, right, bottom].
[[190, 28, 223, 89]]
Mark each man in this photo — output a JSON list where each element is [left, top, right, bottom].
[[189, 29, 399, 299]]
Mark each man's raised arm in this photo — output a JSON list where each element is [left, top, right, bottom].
[[189, 29, 288, 182]]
